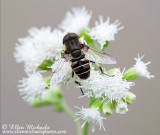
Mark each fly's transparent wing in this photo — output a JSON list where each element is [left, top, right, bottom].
[[83, 45, 116, 64], [50, 58, 72, 87]]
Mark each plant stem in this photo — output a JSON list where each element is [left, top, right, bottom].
[[62, 100, 83, 135], [83, 122, 89, 135]]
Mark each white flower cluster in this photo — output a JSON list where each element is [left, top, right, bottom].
[[88, 16, 124, 49], [80, 68, 134, 101], [14, 7, 154, 132], [15, 7, 93, 102], [75, 106, 106, 132], [59, 6, 92, 34], [18, 72, 48, 102], [14, 27, 64, 73]]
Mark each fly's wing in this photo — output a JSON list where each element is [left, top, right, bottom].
[[50, 57, 72, 87], [82, 45, 116, 64]]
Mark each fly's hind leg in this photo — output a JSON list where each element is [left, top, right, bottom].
[[72, 71, 84, 95], [90, 61, 114, 77]]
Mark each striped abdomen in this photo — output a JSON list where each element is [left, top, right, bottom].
[[71, 58, 90, 79]]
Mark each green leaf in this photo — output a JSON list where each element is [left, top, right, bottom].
[[79, 29, 94, 44], [38, 59, 54, 70], [79, 29, 99, 50]]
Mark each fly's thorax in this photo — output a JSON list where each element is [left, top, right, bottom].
[[65, 38, 82, 58], [71, 49, 81, 58], [69, 39, 81, 50]]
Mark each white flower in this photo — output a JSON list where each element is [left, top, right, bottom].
[[14, 37, 45, 73], [80, 70, 106, 99], [18, 72, 48, 102], [59, 7, 92, 34], [75, 106, 106, 132], [50, 59, 72, 87], [134, 54, 154, 79], [28, 27, 64, 60], [115, 102, 128, 114], [80, 68, 134, 102], [14, 27, 64, 73], [103, 70, 134, 102], [89, 16, 124, 49]]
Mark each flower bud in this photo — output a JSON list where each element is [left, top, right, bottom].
[[113, 100, 128, 114], [112, 100, 118, 109], [107, 68, 120, 75], [91, 98, 103, 112], [102, 102, 113, 116], [53, 102, 64, 112], [31, 85, 63, 107], [126, 91, 136, 104], [31, 95, 52, 107], [49, 85, 63, 100], [123, 67, 139, 80]]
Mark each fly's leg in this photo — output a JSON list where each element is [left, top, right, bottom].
[[75, 81, 84, 95], [72, 71, 74, 78], [72, 71, 84, 95], [90, 61, 114, 77]]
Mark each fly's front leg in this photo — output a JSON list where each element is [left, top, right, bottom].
[[90, 61, 114, 77], [72, 71, 84, 95]]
